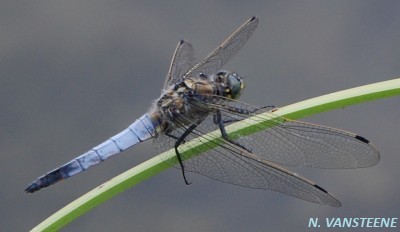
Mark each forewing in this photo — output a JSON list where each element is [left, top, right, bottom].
[[163, 40, 196, 89], [211, 98, 380, 168], [184, 16, 259, 78], [157, 95, 379, 169]]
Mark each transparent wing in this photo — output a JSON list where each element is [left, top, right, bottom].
[[184, 16, 259, 78], [155, 114, 341, 207], [197, 97, 380, 168], [153, 96, 379, 205], [163, 40, 196, 89], [186, 136, 341, 206]]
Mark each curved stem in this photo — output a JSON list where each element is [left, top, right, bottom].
[[31, 78, 400, 232]]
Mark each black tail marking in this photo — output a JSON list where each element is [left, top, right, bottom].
[[355, 135, 370, 144]]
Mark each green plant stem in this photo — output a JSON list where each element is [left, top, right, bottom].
[[31, 78, 400, 231]]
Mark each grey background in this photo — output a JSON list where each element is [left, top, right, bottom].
[[2, 1, 400, 231]]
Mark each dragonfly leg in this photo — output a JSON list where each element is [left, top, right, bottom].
[[165, 130, 186, 144], [215, 110, 252, 153], [260, 105, 275, 110], [226, 105, 275, 115], [220, 105, 276, 123], [214, 116, 240, 124], [212, 110, 254, 125], [173, 124, 197, 185]]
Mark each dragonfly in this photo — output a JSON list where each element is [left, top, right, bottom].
[[25, 16, 380, 207]]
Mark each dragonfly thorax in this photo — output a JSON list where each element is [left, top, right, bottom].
[[151, 71, 244, 133]]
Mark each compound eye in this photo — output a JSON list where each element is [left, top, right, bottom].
[[227, 74, 242, 99]]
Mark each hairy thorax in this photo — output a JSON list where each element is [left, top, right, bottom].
[[149, 77, 218, 133]]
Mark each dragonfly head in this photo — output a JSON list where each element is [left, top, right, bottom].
[[214, 70, 244, 99]]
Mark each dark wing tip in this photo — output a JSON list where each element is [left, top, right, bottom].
[[314, 184, 342, 207], [250, 16, 259, 23], [314, 184, 328, 193], [355, 135, 370, 144], [178, 39, 185, 44]]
